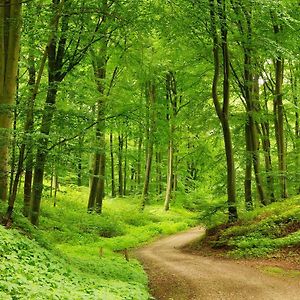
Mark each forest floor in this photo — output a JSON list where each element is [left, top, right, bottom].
[[134, 227, 300, 300]]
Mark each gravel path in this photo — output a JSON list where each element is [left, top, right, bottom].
[[134, 227, 300, 300]]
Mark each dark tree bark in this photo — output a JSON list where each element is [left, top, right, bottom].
[[31, 0, 68, 224], [209, 0, 238, 222]]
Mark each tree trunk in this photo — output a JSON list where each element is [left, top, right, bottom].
[[244, 123, 253, 210], [273, 18, 288, 199], [118, 134, 123, 197], [87, 153, 100, 211], [30, 0, 69, 225], [274, 58, 287, 199], [141, 82, 156, 210], [95, 152, 105, 213], [89, 42, 107, 213], [9, 79, 18, 200], [164, 71, 177, 211], [164, 141, 174, 211], [136, 134, 142, 188], [290, 64, 300, 194], [31, 86, 58, 225], [155, 152, 162, 195], [110, 131, 116, 197], [77, 135, 83, 186], [123, 135, 128, 196], [209, 0, 238, 222], [8, 48, 39, 218], [54, 172, 58, 207], [0, 0, 22, 202]]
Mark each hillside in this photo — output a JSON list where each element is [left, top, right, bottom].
[[0, 187, 197, 299], [190, 196, 300, 268]]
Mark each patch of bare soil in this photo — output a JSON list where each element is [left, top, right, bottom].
[[134, 228, 300, 300]]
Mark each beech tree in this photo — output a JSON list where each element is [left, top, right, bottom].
[[0, 0, 22, 203]]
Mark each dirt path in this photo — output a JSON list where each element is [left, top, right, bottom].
[[134, 227, 300, 300]]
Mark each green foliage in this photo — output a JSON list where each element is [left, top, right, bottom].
[[200, 197, 300, 258], [0, 186, 197, 299], [0, 225, 146, 300]]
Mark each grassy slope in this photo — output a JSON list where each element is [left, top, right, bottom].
[[193, 196, 300, 261], [0, 187, 197, 299]]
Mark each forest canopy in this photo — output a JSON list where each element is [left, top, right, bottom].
[[0, 0, 299, 225]]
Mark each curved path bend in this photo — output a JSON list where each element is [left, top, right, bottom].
[[134, 227, 300, 300]]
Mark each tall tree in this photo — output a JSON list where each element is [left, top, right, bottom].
[[272, 11, 287, 199], [31, 0, 101, 224], [88, 38, 108, 213], [141, 81, 156, 210], [164, 71, 178, 211], [0, 0, 22, 202], [209, 0, 238, 222]]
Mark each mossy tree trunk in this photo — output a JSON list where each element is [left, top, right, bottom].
[[0, 0, 22, 202]]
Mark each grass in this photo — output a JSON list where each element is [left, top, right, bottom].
[[260, 266, 300, 278], [195, 196, 300, 259], [0, 186, 198, 299]]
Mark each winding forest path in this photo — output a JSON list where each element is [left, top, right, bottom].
[[134, 227, 300, 300]]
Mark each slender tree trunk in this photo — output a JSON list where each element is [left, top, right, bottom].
[[164, 71, 177, 211], [118, 134, 123, 197], [110, 131, 116, 197], [136, 134, 142, 188], [142, 142, 153, 209], [272, 18, 288, 199], [89, 42, 107, 213], [77, 157, 82, 187], [31, 86, 58, 225], [54, 172, 58, 207], [77, 135, 83, 186], [50, 166, 54, 197], [141, 82, 156, 210], [123, 135, 128, 196], [87, 153, 100, 211], [209, 0, 238, 222], [8, 50, 39, 218], [261, 122, 276, 202], [290, 64, 300, 194], [274, 58, 287, 199], [155, 152, 162, 195], [244, 123, 253, 210], [95, 115, 106, 213], [95, 152, 105, 213], [30, 0, 69, 225], [9, 79, 18, 199], [164, 141, 174, 211], [251, 76, 268, 205]]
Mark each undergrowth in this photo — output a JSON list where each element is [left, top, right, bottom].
[[0, 186, 197, 299], [199, 196, 300, 259]]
